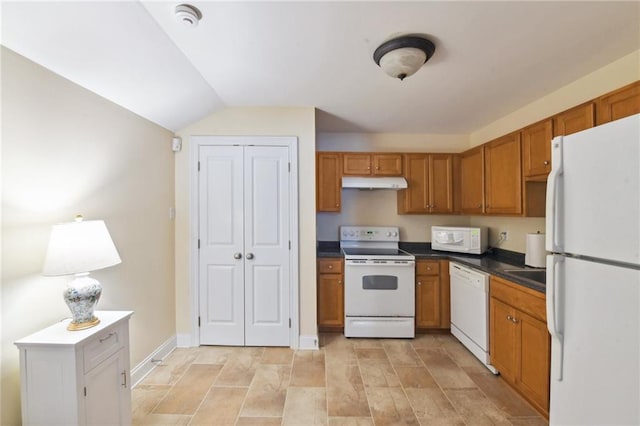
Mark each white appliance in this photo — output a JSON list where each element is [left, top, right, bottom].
[[449, 262, 497, 374], [431, 226, 488, 254], [341, 226, 416, 338], [342, 176, 408, 190], [546, 114, 640, 425]]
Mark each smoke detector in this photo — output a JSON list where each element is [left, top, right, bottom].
[[175, 4, 202, 27]]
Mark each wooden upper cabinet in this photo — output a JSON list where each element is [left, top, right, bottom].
[[398, 154, 453, 214], [343, 153, 402, 176], [429, 154, 454, 213], [342, 153, 371, 175], [460, 146, 485, 214], [316, 152, 342, 212], [553, 102, 595, 137], [596, 81, 640, 125], [373, 154, 403, 176], [398, 154, 429, 213], [522, 119, 552, 178], [484, 132, 522, 215]]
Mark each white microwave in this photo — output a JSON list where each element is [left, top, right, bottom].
[[431, 226, 489, 254]]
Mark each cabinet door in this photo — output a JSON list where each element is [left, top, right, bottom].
[[415, 275, 440, 328], [522, 120, 552, 178], [317, 274, 344, 328], [517, 310, 550, 414], [460, 146, 484, 214], [373, 154, 403, 176], [317, 153, 342, 212], [596, 81, 640, 125], [398, 154, 429, 213], [84, 348, 131, 426], [484, 132, 522, 215], [490, 297, 517, 383], [343, 153, 371, 175], [553, 102, 595, 137], [429, 154, 454, 213]]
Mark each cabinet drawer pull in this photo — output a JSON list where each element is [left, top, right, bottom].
[[99, 332, 116, 343]]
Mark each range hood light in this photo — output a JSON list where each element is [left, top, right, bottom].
[[342, 176, 408, 190]]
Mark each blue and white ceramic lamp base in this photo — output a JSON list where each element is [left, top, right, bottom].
[[64, 273, 102, 331]]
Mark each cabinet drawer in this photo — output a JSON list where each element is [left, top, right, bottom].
[[490, 276, 546, 321], [416, 260, 440, 275], [318, 258, 343, 274], [83, 322, 125, 373]]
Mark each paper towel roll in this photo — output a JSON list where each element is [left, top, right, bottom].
[[525, 233, 546, 268]]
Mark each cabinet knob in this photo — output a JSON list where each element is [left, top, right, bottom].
[[543, 160, 550, 165], [328, 265, 333, 269], [338, 280, 342, 284], [336, 203, 339, 207], [478, 204, 482, 208], [376, 166, 379, 170], [418, 281, 422, 285], [246, 253, 254, 260], [234, 252, 242, 260]]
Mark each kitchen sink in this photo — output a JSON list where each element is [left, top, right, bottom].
[[502, 269, 546, 283]]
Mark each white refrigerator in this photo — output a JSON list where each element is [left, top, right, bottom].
[[546, 113, 640, 425]]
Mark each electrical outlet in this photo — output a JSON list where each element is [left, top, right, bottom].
[[500, 231, 508, 241]]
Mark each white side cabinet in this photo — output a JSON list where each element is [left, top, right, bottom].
[[15, 311, 133, 426]]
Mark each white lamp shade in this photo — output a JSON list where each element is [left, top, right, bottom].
[[379, 47, 427, 79], [43, 220, 121, 276]]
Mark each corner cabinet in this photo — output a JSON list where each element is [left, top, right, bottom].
[[15, 311, 133, 426], [484, 132, 522, 215], [415, 259, 450, 331], [316, 152, 342, 212], [489, 277, 550, 416], [317, 258, 344, 331]]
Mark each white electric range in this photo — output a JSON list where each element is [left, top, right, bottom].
[[340, 226, 416, 338]]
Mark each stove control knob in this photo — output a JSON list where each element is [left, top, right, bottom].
[[386, 232, 392, 237]]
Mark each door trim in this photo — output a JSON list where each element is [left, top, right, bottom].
[[188, 135, 300, 348]]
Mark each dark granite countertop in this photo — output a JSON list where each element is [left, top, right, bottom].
[[317, 241, 546, 293]]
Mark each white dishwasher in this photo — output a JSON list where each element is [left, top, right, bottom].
[[449, 262, 497, 374]]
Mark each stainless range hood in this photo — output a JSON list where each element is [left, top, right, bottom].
[[342, 176, 408, 190]]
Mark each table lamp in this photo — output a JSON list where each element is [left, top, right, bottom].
[[43, 215, 122, 331]]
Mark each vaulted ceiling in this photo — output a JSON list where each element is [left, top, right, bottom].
[[2, 1, 639, 133]]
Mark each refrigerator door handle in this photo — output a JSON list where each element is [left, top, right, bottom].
[[546, 254, 564, 381], [546, 137, 563, 252]]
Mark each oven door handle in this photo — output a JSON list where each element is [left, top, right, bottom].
[[345, 261, 415, 266]]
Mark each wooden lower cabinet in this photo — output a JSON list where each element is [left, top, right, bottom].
[[317, 258, 344, 331], [490, 276, 550, 416], [415, 259, 450, 331]]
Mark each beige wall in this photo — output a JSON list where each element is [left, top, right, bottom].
[[174, 107, 317, 338], [1, 48, 176, 425]]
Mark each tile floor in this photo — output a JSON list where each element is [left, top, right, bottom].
[[132, 333, 548, 425]]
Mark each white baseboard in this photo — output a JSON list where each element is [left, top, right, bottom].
[[298, 334, 319, 350], [131, 335, 177, 387], [176, 333, 194, 348]]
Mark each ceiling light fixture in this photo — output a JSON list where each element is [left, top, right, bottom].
[[175, 4, 202, 27], [373, 36, 436, 81]]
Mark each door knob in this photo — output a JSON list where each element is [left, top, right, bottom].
[[234, 253, 242, 260], [246, 253, 254, 260]]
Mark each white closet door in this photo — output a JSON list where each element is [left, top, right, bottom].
[[244, 146, 290, 346], [198, 144, 290, 347], [198, 145, 245, 345]]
